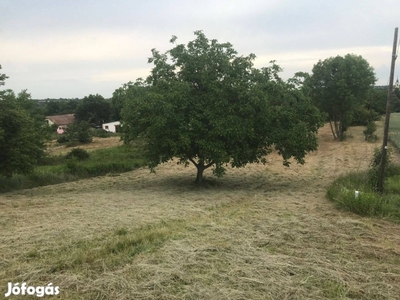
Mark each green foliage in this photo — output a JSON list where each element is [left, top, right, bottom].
[[110, 87, 126, 121], [65, 148, 90, 161], [57, 134, 70, 144], [0, 144, 146, 193], [309, 54, 376, 140], [45, 99, 80, 116], [352, 105, 380, 126], [368, 147, 391, 191], [0, 87, 46, 177], [90, 128, 114, 138], [389, 113, 400, 151], [366, 87, 388, 115], [363, 121, 378, 142], [64, 121, 93, 144], [327, 171, 400, 222], [121, 31, 325, 183], [74, 94, 111, 126], [0, 64, 8, 99]]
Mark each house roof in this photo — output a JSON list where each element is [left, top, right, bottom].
[[46, 114, 75, 126]]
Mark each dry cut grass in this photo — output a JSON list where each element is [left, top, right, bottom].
[[0, 124, 400, 299]]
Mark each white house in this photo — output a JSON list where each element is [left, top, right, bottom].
[[102, 121, 121, 133]]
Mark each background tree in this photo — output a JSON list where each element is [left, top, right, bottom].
[[45, 99, 80, 116], [0, 93, 46, 177], [74, 94, 111, 126], [62, 121, 92, 144], [122, 31, 324, 184], [110, 86, 127, 121], [0, 65, 8, 86], [309, 54, 376, 140]]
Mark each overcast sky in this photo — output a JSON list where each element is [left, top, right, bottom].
[[1, 0, 399, 99]]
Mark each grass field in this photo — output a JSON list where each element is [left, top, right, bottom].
[[1, 124, 400, 299]]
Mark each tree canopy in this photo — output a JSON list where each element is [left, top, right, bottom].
[[74, 94, 112, 126], [0, 88, 46, 177], [309, 54, 376, 140], [121, 31, 325, 184]]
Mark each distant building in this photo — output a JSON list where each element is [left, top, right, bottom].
[[395, 77, 400, 90], [45, 114, 75, 134], [102, 121, 121, 133]]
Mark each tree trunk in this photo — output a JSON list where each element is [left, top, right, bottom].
[[329, 120, 337, 139], [195, 163, 205, 184], [189, 158, 214, 185], [334, 122, 340, 140]]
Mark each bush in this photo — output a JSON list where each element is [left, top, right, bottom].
[[363, 121, 378, 142], [368, 147, 392, 191], [64, 121, 93, 144], [57, 135, 70, 144], [91, 128, 113, 138], [65, 148, 90, 161], [351, 106, 380, 126]]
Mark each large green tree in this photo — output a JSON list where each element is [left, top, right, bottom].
[[309, 54, 376, 140], [121, 31, 324, 184]]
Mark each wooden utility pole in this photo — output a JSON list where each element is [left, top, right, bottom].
[[377, 27, 398, 193]]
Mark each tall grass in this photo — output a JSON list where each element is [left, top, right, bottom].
[[327, 171, 400, 222], [389, 112, 400, 151], [0, 144, 146, 193]]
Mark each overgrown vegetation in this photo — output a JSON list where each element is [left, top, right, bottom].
[[327, 148, 400, 222], [363, 121, 378, 141], [57, 121, 93, 145], [389, 112, 400, 151], [0, 144, 146, 193]]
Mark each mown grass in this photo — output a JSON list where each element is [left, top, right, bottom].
[[44, 220, 182, 274], [0, 143, 146, 193]]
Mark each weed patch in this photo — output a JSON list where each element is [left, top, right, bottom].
[[327, 171, 400, 222]]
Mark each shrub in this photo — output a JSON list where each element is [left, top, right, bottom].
[[64, 121, 93, 144], [91, 128, 113, 138], [65, 148, 90, 161], [351, 106, 380, 126], [368, 147, 392, 191], [64, 158, 87, 175], [363, 121, 378, 142], [57, 135, 70, 144]]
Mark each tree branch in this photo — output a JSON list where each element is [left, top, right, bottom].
[[189, 158, 198, 167], [204, 161, 214, 169]]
